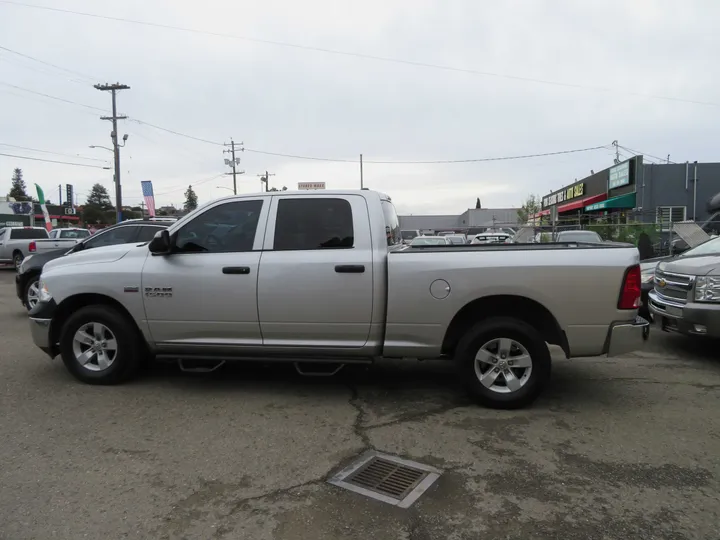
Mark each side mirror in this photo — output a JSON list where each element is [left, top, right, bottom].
[[149, 229, 172, 254]]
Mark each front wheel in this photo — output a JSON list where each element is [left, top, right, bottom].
[[59, 305, 143, 384], [24, 277, 40, 311], [456, 317, 551, 409]]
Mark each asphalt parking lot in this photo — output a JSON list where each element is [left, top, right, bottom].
[[1, 268, 719, 540]]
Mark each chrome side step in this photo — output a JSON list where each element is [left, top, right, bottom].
[[178, 359, 226, 373], [294, 362, 345, 377]]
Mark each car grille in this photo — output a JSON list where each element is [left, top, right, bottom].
[[653, 270, 692, 304]]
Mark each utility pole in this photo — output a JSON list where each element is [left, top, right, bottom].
[[223, 139, 244, 194], [257, 171, 275, 192], [95, 82, 130, 223], [360, 154, 364, 189], [140, 200, 145, 219], [612, 140, 620, 164], [58, 184, 62, 205]]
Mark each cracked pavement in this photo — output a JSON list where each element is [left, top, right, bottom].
[[1, 269, 719, 539]]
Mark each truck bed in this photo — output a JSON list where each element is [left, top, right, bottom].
[[397, 241, 634, 254]]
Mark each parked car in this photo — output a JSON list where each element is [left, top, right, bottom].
[[647, 236, 720, 337], [0, 226, 50, 268], [28, 189, 646, 409], [29, 228, 91, 255], [555, 230, 604, 243], [445, 234, 468, 245], [400, 229, 421, 244], [410, 236, 450, 246], [471, 232, 512, 244], [16, 221, 167, 311]]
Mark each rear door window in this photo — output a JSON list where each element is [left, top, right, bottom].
[[273, 198, 354, 250], [136, 226, 166, 243], [83, 226, 138, 249]]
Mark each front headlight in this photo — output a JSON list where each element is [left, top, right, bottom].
[[694, 276, 720, 302], [37, 280, 53, 303], [18, 255, 32, 274]]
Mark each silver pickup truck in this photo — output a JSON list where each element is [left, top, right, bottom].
[[30, 228, 91, 254], [0, 226, 50, 268], [28, 190, 647, 409]]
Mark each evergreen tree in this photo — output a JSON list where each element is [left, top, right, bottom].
[[475, 197, 481, 209], [85, 183, 113, 210], [9, 168, 30, 200], [184, 185, 198, 211]]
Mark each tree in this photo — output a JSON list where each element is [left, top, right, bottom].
[[85, 183, 113, 210], [475, 197, 481, 209], [184, 185, 198, 212], [517, 194, 541, 225], [9, 168, 30, 201]]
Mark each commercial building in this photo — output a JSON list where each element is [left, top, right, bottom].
[[0, 200, 80, 228], [399, 207, 520, 234], [535, 157, 720, 230]]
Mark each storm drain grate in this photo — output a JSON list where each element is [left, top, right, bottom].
[[328, 451, 441, 508]]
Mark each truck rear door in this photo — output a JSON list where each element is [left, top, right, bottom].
[[257, 195, 374, 348]]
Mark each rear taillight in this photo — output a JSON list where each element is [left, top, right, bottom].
[[29, 241, 36, 253], [618, 265, 641, 309]]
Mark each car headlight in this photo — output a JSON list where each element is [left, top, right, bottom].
[[37, 280, 53, 303], [694, 276, 720, 302]]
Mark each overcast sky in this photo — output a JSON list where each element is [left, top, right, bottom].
[[1, 0, 718, 215]]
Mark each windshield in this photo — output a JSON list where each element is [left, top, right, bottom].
[[59, 229, 90, 239], [411, 237, 447, 245], [558, 231, 602, 243], [681, 236, 720, 257]]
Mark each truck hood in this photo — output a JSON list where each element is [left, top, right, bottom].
[[658, 255, 720, 276], [43, 243, 133, 272]]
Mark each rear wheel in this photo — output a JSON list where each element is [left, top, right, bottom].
[[456, 317, 551, 409], [59, 305, 143, 384], [13, 252, 23, 270]]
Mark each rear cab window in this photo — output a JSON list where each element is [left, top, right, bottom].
[[9, 228, 49, 240], [381, 199, 402, 246]]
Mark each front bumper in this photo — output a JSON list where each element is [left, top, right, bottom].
[[28, 299, 58, 358], [649, 290, 720, 337], [606, 316, 650, 356]]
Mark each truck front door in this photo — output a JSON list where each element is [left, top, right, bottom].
[[257, 195, 374, 349], [142, 198, 269, 350]]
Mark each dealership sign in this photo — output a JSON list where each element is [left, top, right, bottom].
[[609, 161, 630, 189], [298, 182, 326, 190], [542, 182, 585, 208]]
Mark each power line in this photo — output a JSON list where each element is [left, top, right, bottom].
[[154, 173, 225, 196], [0, 143, 109, 162], [0, 44, 98, 81], [244, 144, 611, 164], [127, 118, 222, 146], [618, 145, 675, 164], [0, 81, 107, 112], [1, 0, 717, 108], [0, 151, 110, 168]]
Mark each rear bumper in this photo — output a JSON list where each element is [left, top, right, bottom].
[[606, 316, 649, 356]]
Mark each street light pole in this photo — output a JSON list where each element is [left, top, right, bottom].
[[95, 83, 130, 223]]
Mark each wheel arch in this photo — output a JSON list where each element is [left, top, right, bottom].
[[49, 293, 148, 352], [441, 295, 569, 358]]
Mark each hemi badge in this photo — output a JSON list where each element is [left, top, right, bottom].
[[124, 286, 140, 293]]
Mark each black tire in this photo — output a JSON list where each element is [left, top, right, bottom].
[[23, 275, 40, 311], [59, 305, 143, 385], [456, 316, 551, 409], [13, 251, 23, 270]]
